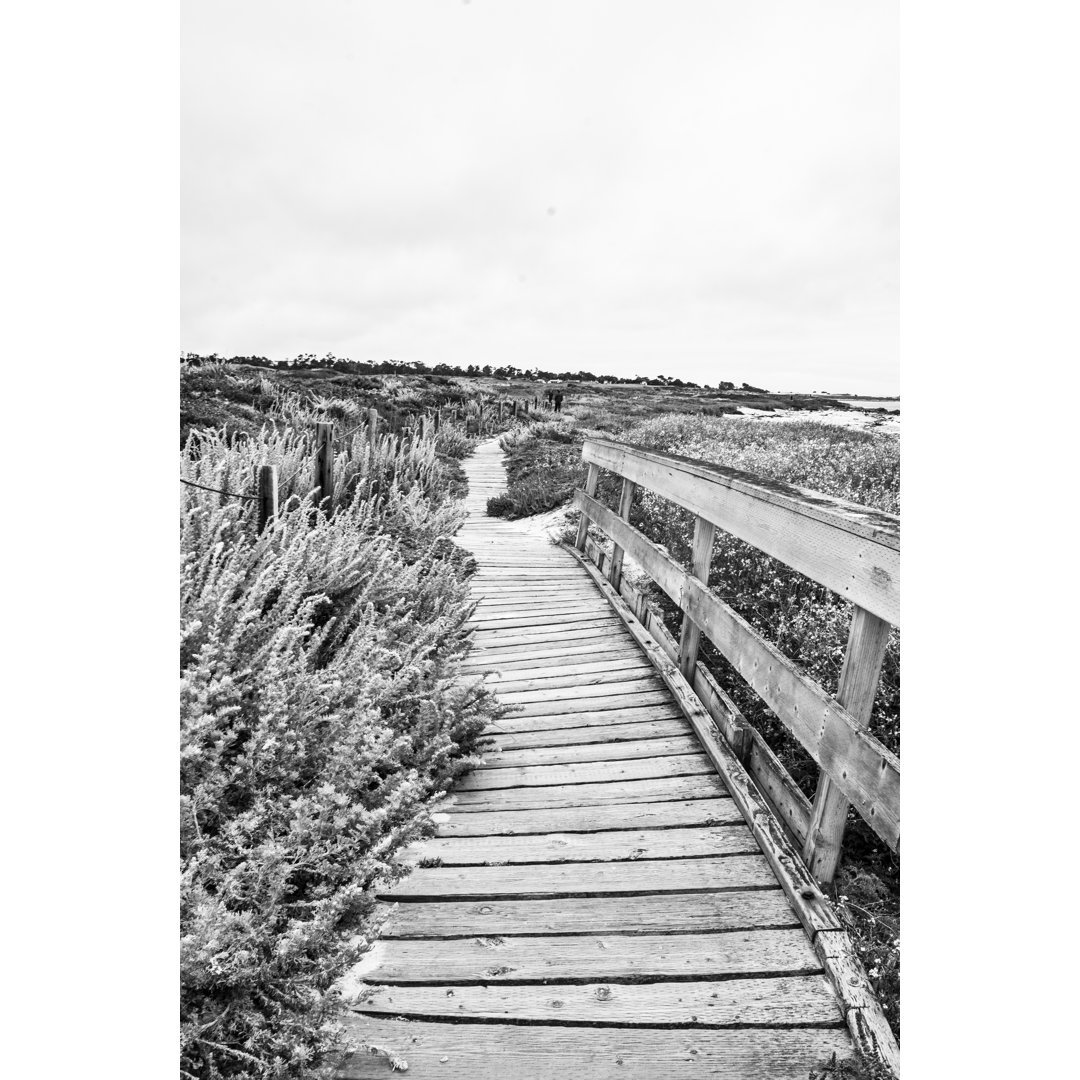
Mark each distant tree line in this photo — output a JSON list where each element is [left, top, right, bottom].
[[181, 353, 768, 393]]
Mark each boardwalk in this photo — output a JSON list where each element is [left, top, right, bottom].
[[336, 438, 858, 1078]]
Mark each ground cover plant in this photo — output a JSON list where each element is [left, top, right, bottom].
[[486, 393, 901, 1039], [180, 381, 504, 1079]]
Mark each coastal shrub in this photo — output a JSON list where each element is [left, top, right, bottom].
[[180, 414, 501, 1078], [486, 422, 587, 519]]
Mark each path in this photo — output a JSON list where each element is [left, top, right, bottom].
[[336, 438, 855, 1078]]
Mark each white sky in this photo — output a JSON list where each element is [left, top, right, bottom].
[[182, 1, 898, 394]]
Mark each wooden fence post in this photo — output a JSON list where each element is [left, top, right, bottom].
[[803, 606, 892, 883], [257, 465, 278, 533], [368, 407, 379, 453], [315, 422, 334, 511], [434, 408, 441, 433], [678, 515, 717, 680], [606, 477, 637, 589], [574, 463, 601, 551]]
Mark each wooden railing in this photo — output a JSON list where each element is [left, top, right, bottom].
[[572, 438, 900, 884]]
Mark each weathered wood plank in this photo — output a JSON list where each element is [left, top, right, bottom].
[[335, 1019, 854, 1080], [469, 623, 623, 650], [582, 438, 900, 625], [471, 601, 609, 619], [507, 688, 674, 717], [456, 752, 714, 790], [678, 513, 716, 679], [462, 641, 629, 669], [486, 718, 692, 750], [434, 797, 742, 836], [804, 605, 893, 883], [381, 856, 778, 900], [485, 655, 653, 687], [477, 734, 702, 769], [468, 609, 615, 632], [350, 973, 842, 1025], [496, 674, 664, 704], [574, 492, 899, 851], [404, 824, 760, 865], [353, 928, 820, 983], [447, 773, 730, 811], [487, 702, 684, 734], [376, 887, 797, 936]]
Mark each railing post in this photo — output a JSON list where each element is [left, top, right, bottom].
[[803, 606, 892, 883], [606, 477, 637, 590], [367, 407, 379, 454], [677, 515, 717, 680], [257, 464, 278, 533], [574, 463, 601, 551], [315, 422, 334, 512]]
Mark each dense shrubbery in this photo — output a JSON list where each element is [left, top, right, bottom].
[[180, 403, 501, 1078], [486, 422, 586, 518]]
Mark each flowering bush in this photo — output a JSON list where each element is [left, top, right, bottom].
[[180, 407, 501, 1077]]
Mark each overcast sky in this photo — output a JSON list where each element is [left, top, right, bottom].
[[182, 1, 898, 394]]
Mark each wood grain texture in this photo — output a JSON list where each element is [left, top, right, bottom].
[[382, 856, 778, 901], [486, 717, 692, 750], [446, 773, 730, 811], [376, 888, 798, 937], [496, 675, 665, 705], [804, 606, 893, 882], [487, 702, 685, 734], [335, 1019, 854, 1079], [350, 973, 842, 1025], [456, 752, 714, 790], [477, 734, 703, 769], [353, 928, 820, 983], [433, 797, 742, 836], [404, 824, 760, 865], [505, 688, 675, 717]]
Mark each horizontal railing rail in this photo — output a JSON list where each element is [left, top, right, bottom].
[[572, 437, 900, 884]]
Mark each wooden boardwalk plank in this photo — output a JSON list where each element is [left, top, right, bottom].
[[351, 974, 842, 1026], [488, 703, 684, 733], [507, 689, 675, 716], [487, 718, 692, 749], [484, 655, 654, 685], [433, 798, 743, 836], [477, 734, 703, 769], [336, 1020, 854, 1080], [404, 824, 761, 865], [354, 928, 821, 983], [455, 752, 714, 790], [496, 675, 665, 703], [446, 773, 730, 811], [376, 888, 798, 937], [381, 855, 778, 899]]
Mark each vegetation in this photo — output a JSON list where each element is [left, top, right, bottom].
[[488, 395, 901, 1039], [180, 376, 504, 1078]]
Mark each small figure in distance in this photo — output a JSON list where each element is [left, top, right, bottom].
[[553, 389, 564, 413]]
